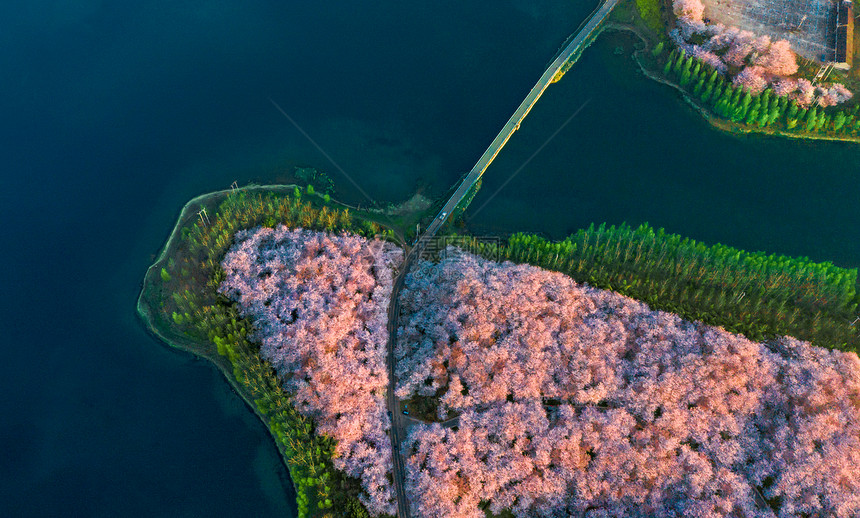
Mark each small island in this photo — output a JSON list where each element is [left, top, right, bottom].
[[139, 177, 860, 517]]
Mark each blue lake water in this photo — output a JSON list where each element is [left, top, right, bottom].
[[2, 1, 858, 516], [465, 31, 860, 268], [0, 1, 597, 515]]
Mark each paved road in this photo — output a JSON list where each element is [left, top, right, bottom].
[[384, 2, 618, 516], [401, 414, 460, 429], [385, 263, 411, 518]]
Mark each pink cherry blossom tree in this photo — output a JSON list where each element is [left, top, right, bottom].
[[818, 83, 854, 107], [673, 0, 705, 22], [668, 0, 853, 106], [733, 65, 768, 94], [397, 248, 860, 517], [791, 78, 817, 107], [723, 30, 756, 67], [219, 226, 402, 515], [220, 227, 860, 517], [772, 79, 798, 97], [754, 39, 798, 76]]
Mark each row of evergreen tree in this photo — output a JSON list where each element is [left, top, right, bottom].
[[149, 189, 377, 518], [455, 223, 859, 352], [663, 49, 860, 136]]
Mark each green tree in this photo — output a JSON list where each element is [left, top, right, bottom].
[[683, 56, 694, 74], [161, 267, 171, 282], [306, 184, 315, 195], [805, 107, 818, 132], [730, 87, 742, 105], [744, 105, 760, 125], [711, 85, 725, 105], [759, 94, 771, 113], [788, 103, 799, 119], [834, 111, 848, 131], [673, 50, 686, 74], [731, 103, 748, 123], [637, 0, 663, 32], [816, 112, 828, 131], [700, 84, 714, 103], [767, 104, 781, 125]]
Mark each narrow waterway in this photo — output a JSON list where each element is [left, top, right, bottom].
[[465, 31, 860, 269]]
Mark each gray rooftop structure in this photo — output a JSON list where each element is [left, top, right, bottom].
[[703, 0, 838, 63]]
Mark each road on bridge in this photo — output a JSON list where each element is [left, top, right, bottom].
[[420, 0, 619, 244], [384, 1, 618, 515]]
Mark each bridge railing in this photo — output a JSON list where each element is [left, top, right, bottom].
[[415, 169, 472, 235], [546, 0, 606, 67]]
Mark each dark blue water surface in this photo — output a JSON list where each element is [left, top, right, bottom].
[[467, 32, 860, 267], [0, 1, 596, 515]]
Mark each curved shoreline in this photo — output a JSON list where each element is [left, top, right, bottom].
[[136, 184, 331, 516], [137, 187, 286, 411], [136, 19, 859, 517], [139, 184, 857, 518], [597, 22, 860, 146], [138, 183, 426, 517]]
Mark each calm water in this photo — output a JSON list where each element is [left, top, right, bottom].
[[466, 31, 860, 268], [0, 1, 595, 515], [2, 2, 858, 516]]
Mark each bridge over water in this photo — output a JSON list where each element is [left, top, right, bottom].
[[417, 0, 619, 250], [385, 1, 619, 516]]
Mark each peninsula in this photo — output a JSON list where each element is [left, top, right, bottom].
[[139, 180, 860, 517], [138, 1, 860, 516]]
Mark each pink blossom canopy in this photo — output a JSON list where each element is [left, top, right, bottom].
[[666, 0, 854, 106], [397, 249, 860, 517], [219, 230, 860, 517], [219, 226, 402, 515]]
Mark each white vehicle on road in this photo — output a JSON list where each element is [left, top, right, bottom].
[[439, 211, 447, 220]]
